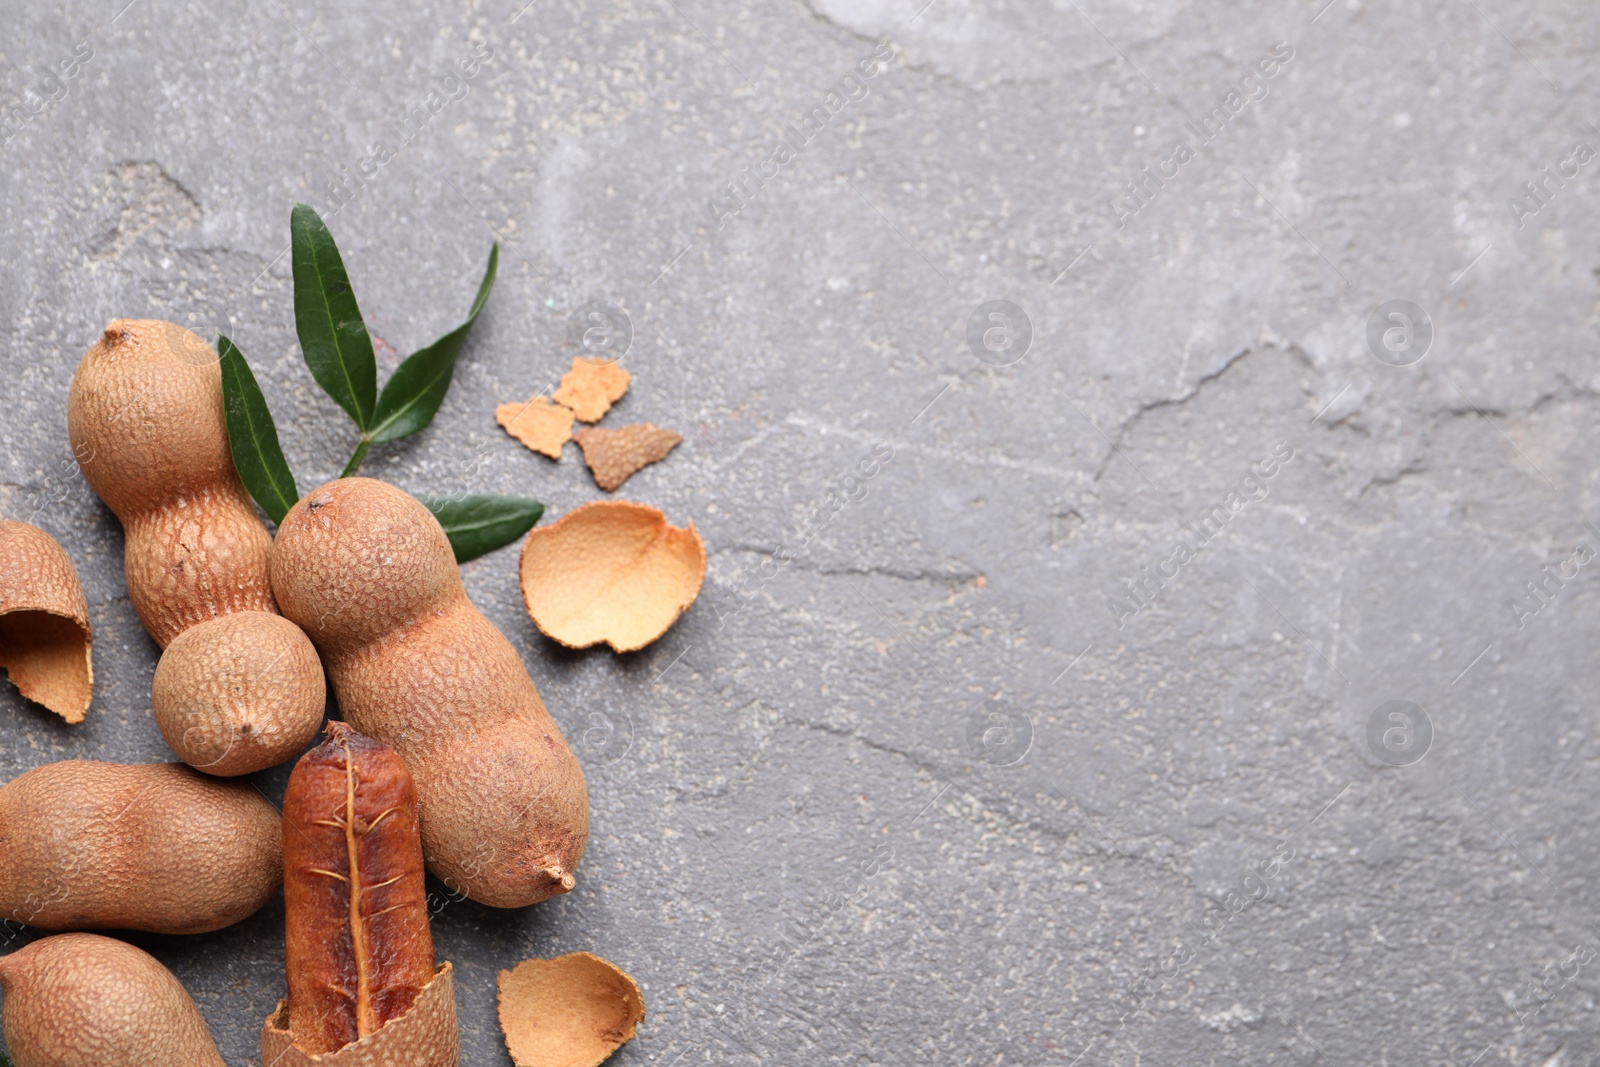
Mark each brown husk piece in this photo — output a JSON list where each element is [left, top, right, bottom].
[[573, 424, 683, 491], [497, 953, 645, 1067], [0, 521, 93, 723], [262, 961, 457, 1067], [519, 501, 705, 653], [552, 358, 631, 423], [497, 396, 576, 459]]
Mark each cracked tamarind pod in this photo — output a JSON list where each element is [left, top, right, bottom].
[[268, 721, 456, 1063]]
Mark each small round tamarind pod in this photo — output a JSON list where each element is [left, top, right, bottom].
[[67, 319, 276, 648], [151, 612, 326, 776], [0, 933, 226, 1067]]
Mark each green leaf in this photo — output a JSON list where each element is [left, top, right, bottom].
[[291, 202, 377, 429], [218, 335, 300, 525], [369, 243, 499, 444], [420, 492, 543, 563]]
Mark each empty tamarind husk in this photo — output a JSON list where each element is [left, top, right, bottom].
[[498, 953, 645, 1067], [262, 962, 457, 1067], [0, 521, 92, 723]]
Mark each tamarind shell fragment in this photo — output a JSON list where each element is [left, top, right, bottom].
[[263, 962, 457, 1067], [0, 521, 93, 724]]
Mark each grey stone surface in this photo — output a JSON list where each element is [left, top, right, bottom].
[[2, 0, 1599, 1063]]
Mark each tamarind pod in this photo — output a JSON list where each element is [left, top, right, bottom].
[[0, 761, 280, 935], [282, 722, 435, 1055], [270, 477, 589, 907], [0, 933, 226, 1067]]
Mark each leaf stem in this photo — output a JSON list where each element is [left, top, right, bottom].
[[341, 437, 372, 478]]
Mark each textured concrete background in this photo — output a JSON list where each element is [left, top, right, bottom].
[[3, 0, 1599, 1064]]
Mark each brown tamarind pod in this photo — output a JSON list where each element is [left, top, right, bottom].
[[0, 761, 281, 935], [271, 477, 588, 907], [282, 721, 438, 1055], [0, 933, 226, 1067]]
